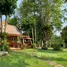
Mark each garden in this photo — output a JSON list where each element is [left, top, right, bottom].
[[0, 0, 67, 67]]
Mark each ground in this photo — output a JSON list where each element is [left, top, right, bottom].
[[0, 48, 67, 67]]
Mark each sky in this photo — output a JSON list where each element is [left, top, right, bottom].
[[17, 0, 22, 8], [2, 0, 67, 36]]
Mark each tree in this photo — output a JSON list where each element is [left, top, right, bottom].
[[19, 0, 65, 49], [61, 26, 67, 48], [50, 35, 64, 51], [19, 0, 38, 43], [7, 16, 18, 26], [0, 0, 17, 32], [36, 0, 64, 49]]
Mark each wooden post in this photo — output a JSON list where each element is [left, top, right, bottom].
[[23, 38, 24, 44]]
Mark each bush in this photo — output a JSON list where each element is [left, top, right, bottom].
[[23, 43, 28, 49], [52, 36, 64, 51], [0, 32, 9, 52], [42, 44, 48, 50], [17, 37, 21, 48], [53, 44, 61, 51], [37, 41, 41, 47], [31, 43, 36, 48], [0, 39, 9, 51]]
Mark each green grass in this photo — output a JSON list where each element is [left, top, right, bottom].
[[0, 50, 53, 67], [22, 48, 67, 67], [0, 49, 67, 67]]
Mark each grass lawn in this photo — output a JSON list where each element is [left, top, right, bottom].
[[22, 48, 67, 67], [0, 49, 67, 67]]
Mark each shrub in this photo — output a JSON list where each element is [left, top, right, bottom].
[[53, 44, 61, 51], [37, 41, 41, 47], [42, 44, 48, 50], [23, 43, 28, 49], [31, 43, 36, 48], [1, 32, 8, 40], [0, 32, 9, 52], [52, 36, 64, 51], [17, 37, 21, 48], [1, 39, 9, 51]]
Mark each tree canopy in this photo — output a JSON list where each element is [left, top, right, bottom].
[[19, 0, 65, 49], [61, 26, 67, 48], [0, 0, 17, 15]]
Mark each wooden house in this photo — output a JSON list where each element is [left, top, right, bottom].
[[0, 22, 32, 48]]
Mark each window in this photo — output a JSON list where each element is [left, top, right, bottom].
[[12, 37, 16, 43]]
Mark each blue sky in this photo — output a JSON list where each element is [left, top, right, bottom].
[[2, 0, 67, 36], [17, 0, 22, 8]]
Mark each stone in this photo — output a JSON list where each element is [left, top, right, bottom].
[[0, 51, 8, 56], [49, 61, 57, 66]]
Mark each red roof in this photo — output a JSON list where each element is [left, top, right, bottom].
[[23, 36, 32, 40]]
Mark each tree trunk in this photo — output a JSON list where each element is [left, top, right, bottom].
[[0, 16, 2, 41], [42, 40, 47, 50], [32, 27, 34, 44], [4, 15, 7, 32], [41, 40, 43, 47], [34, 24, 36, 43], [0, 16, 1, 34], [1, 16, 2, 34]]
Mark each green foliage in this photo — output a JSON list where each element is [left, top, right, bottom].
[[19, 0, 64, 46], [23, 43, 28, 49], [0, 32, 9, 51], [19, 0, 39, 43], [17, 37, 21, 44], [31, 43, 36, 48], [0, 0, 17, 15], [50, 36, 65, 51], [41, 24, 52, 41], [7, 16, 18, 26], [17, 37, 21, 48], [40, 25, 52, 50], [61, 26, 67, 48], [0, 39, 9, 51], [42, 44, 48, 50], [1, 32, 8, 40]]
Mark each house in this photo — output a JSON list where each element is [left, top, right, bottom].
[[22, 36, 32, 48], [0, 22, 32, 48]]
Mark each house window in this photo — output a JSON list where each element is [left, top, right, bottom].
[[12, 37, 16, 43]]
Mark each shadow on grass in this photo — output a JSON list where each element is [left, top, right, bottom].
[[14, 50, 67, 62], [37, 48, 67, 54], [31, 49, 67, 62], [32, 55, 67, 62]]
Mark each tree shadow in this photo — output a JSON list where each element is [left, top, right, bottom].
[[37, 48, 67, 54], [32, 53, 67, 62], [30, 49, 67, 62]]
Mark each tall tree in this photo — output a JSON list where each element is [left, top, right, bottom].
[[61, 26, 67, 48], [7, 16, 18, 26], [0, 0, 17, 32], [19, 0, 64, 49], [37, 0, 64, 49], [19, 0, 38, 43]]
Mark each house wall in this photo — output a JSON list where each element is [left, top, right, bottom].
[[7, 36, 32, 48], [7, 36, 22, 48]]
